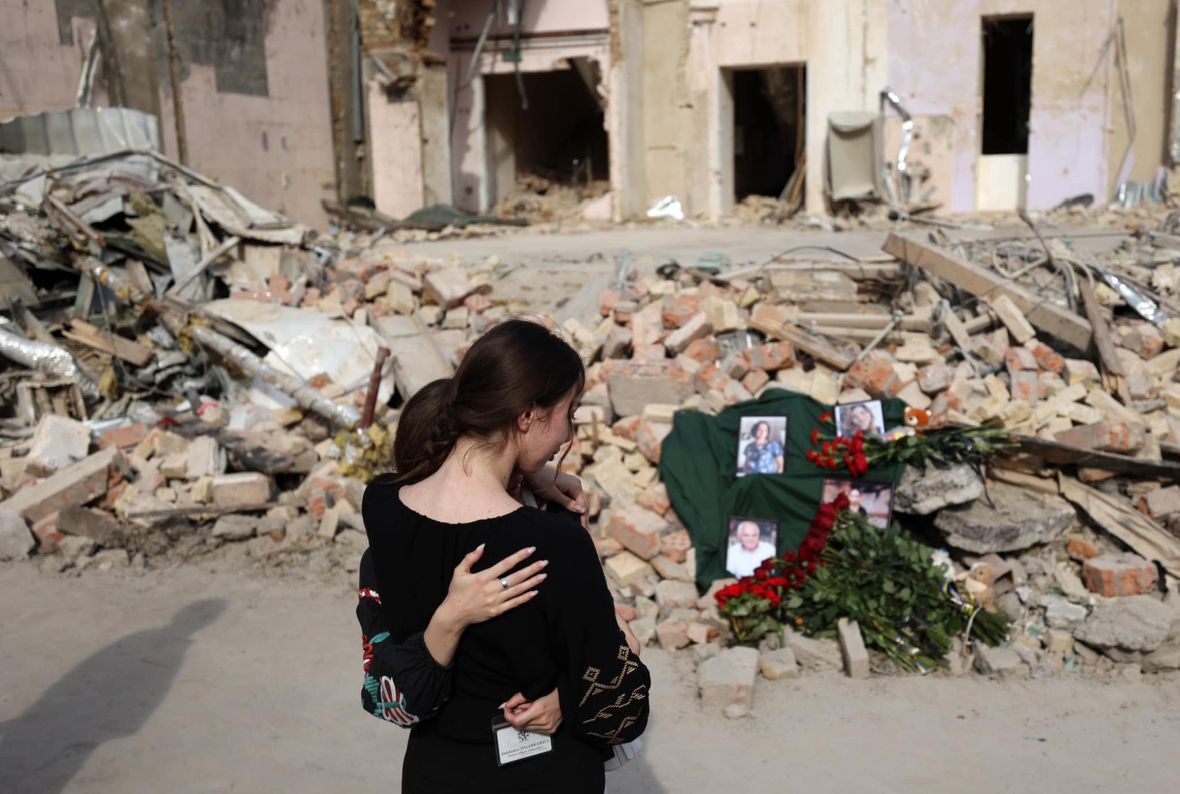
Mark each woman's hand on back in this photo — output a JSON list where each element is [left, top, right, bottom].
[[439, 544, 548, 628], [501, 688, 562, 735]]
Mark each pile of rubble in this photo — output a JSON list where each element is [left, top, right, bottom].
[[545, 223, 1180, 707], [3, 148, 1180, 702], [0, 150, 528, 575]]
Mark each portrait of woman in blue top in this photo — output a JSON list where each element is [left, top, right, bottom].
[[737, 417, 785, 476]]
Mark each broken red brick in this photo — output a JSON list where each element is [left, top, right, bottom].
[[599, 289, 621, 317], [1067, 538, 1101, 561], [1082, 553, 1158, 597], [1004, 346, 1038, 374], [843, 351, 906, 398], [683, 338, 721, 364], [660, 529, 692, 564], [1009, 371, 1039, 403], [661, 293, 702, 329], [98, 423, 148, 451], [741, 369, 770, 394], [1031, 343, 1065, 374], [1055, 420, 1147, 453], [612, 416, 642, 441], [30, 511, 63, 553]]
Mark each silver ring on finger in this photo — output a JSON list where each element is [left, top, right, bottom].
[[499, 576, 510, 590]]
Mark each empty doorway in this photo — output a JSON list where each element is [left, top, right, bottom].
[[483, 61, 609, 208], [730, 65, 806, 205], [978, 15, 1033, 210]]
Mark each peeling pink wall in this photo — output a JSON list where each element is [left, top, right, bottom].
[[158, 1, 336, 229], [0, 4, 98, 118], [1, 1, 335, 229], [887, 0, 1114, 212]]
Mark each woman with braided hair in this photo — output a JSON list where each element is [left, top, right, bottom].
[[361, 319, 650, 793]]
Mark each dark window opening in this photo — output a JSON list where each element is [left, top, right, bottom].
[[484, 65, 609, 199], [732, 65, 806, 201], [981, 16, 1033, 155]]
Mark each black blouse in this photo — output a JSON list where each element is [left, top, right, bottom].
[[360, 475, 650, 793]]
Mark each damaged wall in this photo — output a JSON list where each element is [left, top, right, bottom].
[[1, 1, 335, 229], [889, 0, 1173, 212], [1106, 0, 1172, 194]]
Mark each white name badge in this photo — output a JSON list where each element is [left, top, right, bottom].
[[492, 717, 553, 766]]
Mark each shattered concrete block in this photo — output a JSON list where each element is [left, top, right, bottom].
[[786, 631, 842, 672], [837, 618, 870, 679], [933, 481, 1075, 553], [1074, 596, 1178, 653], [1055, 420, 1147, 453], [705, 298, 743, 333], [1063, 358, 1100, 386], [1119, 322, 1165, 360], [759, 648, 799, 680], [894, 462, 983, 515], [656, 618, 690, 651], [210, 472, 273, 509], [638, 481, 671, 516], [1139, 485, 1180, 519], [422, 266, 472, 308], [719, 351, 750, 380], [664, 312, 713, 355], [741, 369, 770, 395], [1004, 346, 1038, 373], [159, 453, 188, 480], [606, 360, 692, 417], [973, 645, 1029, 679], [686, 622, 720, 645], [1043, 595, 1088, 630], [608, 505, 670, 560], [651, 554, 694, 582], [0, 447, 119, 523], [917, 362, 953, 395], [655, 579, 700, 611], [0, 508, 35, 561], [26, 414, 91, 476], [185, 436, 225, 480], [212, 514, 259, 541], [1082, 553, 1159, 597], [698, 646, 759, 710], [604, 551, 654, 588], [895, 380, 932, 410], [384, 282, 416, 314], [660, 528, 693, 564], [636, 418, 672, 465], [988, 294, 1036, 344]]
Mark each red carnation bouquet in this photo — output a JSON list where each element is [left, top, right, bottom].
[[715, 494, 847, 644]]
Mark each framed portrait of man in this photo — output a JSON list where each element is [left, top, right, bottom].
[[725, 517, 779, 577], [835, 400, 885, 439], [735, 416, 788, 477], [820, 478, 894, 530]]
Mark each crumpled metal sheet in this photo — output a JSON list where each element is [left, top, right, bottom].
[[200, 300, 394, 400], [0, 326, 100, 397], [187, 185, 306, 245], [1093, 265, 1171, 325], [0, 107, 160, 157]]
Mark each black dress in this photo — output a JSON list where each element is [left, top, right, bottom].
[[359, 474, 651, 793]]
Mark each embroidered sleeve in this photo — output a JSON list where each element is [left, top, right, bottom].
[[550, 531, 651, 747], [357, 550, 453, 727]]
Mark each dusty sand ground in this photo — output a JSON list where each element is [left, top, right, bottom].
[[1, 561, 1177, 793]]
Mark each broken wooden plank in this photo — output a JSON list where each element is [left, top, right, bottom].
[[63, 319, 154, 366], [1058, 473, 1180, 579], [1012, 435, 1180, 483], [749, 304, 854, 370], [883, 232, 1092, 349], [1077, 278, 1124, 377]]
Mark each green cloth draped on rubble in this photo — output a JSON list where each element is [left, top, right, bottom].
[[659, 390, 907, 587]]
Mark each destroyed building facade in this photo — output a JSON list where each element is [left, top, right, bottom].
[[5, 1, 1175, 224]]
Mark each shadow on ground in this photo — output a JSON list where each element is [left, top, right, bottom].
[[0, 598, 225, 793]]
